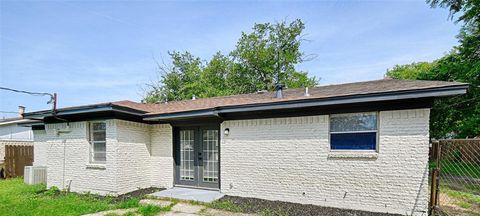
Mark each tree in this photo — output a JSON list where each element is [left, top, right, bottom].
[[230, 19, 318, 93], [386, 0, 480, 138], [143, 19, 319, 103], [144, 51, 204, 103]]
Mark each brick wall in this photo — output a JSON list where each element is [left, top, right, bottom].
[[150, 124, 174, 188], [32, 108, 430, 214], [32, 120, 174, 195], [220, 109, 430, 215]]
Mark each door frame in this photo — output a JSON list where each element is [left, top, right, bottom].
[[173, 123, 221, 190]]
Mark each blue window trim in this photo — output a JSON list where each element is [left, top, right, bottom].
[[329, 112, 379, 152]]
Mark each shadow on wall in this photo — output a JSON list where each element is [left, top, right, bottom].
[[411, 163, 429, 215]]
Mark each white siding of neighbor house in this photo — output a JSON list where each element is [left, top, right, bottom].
[[0, 123, 34, 164], [32, 120, 173, 195], [0, 124, 34, 141], [220, 109, 430, 216]]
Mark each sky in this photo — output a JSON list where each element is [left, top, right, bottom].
[[0, 0, 460, 118]]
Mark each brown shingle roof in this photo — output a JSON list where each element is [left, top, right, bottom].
[[111, 79, 467, 115]]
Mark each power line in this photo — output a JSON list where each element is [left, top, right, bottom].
[[0, 87, 53, 97], [0, 111, 18, 114], [0, 86, 57, 112]]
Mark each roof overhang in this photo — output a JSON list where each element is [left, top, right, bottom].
[[23, 84, 468, 123], [143, 84, 468, 121], [23, 103, 148, 123]]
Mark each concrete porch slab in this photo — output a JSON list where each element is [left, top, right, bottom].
[[149, 187, 224, 203]]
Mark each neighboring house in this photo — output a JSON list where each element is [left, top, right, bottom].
[[24, 79, 468, 215], [0, 117, 35, 161], [0, 113, 37, 177]]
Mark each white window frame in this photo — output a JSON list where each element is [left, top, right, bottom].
[[88, 121, 106, 164], [328, 112, 379, 152]]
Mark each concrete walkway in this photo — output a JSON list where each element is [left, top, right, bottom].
[[150, 187, 224, 203]]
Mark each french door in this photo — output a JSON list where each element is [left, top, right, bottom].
[[174, 126, 219, 189]]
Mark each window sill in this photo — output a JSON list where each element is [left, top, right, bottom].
[[328, 151, 378, 159], [86, 164, 106, 169]]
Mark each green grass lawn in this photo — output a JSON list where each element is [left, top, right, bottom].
[[0, 178, 140, 216]]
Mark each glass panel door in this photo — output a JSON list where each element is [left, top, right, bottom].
[[202, 129, 219, 183], [175, 126, 219, 189], [180, 130, 195, 181]]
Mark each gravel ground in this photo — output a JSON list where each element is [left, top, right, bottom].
[[220, 196, 402, 216]]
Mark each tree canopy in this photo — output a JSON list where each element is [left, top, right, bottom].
[[144, 19, 318, 103], [387, 0, 480, 138]]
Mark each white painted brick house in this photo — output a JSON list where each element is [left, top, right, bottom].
[[24, 79, 468, 215]]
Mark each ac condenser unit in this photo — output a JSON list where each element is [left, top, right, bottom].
[[24, 166, 47, 185]]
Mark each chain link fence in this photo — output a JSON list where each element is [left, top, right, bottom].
[[431, 139, 480, 216]]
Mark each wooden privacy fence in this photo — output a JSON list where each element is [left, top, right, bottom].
[[4, 144, 34, 178]]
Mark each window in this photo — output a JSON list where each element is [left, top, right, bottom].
[[329, 112, 377, 150], [89, 122, 106, 163]]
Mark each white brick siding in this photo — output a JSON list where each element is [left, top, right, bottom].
[[150, 124, 174, 188], [32, 108, 430, 215], [220, 109, 430, 215], [32, 120, 173, 195], [32, 129, 48, 166]]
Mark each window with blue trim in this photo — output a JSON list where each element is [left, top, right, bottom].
[[330, 112, 377, 150]]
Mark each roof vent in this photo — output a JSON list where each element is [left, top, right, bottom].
[[304, 87, 310, 97], [275, 83, 285, 99]]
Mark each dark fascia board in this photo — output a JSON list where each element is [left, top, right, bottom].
[[143, 84, 467, 121], [143, 109, 217, 121], [23, 103, 147, 119], [217, 84, 467, 114]]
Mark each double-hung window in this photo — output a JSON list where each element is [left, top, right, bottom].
[[329, 112, 378, 151], [89, 122, 106, 163]]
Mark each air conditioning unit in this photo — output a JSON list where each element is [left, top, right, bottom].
[[24, 166, 47, 185]]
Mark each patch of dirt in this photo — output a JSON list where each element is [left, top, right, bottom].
[[220, 196, 402, 216], [201, 208, 256, 216], [39, 187, 166, 203], [112, 187, 165, 202], [438, 192, 480, 216]]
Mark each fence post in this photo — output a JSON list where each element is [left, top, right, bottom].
[[429, 140, 441, 215]]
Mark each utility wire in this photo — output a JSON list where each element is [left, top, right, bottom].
[[0, 87, 53, 97], [0, 111, 18, 114]]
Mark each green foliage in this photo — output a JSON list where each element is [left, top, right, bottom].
[[442, 186, 480, 205], [207, 200, 243, 212], [0, 178, 140, 216], [144, 19, 319, 103], [116, 197, 140, 209], [44, 185, 60, 196], [136, 205, 165, 216], [439, 161, 480, 179], [457, 201, 472, 209], [260, 208, 290, 216], [387, 0, 480, 138]]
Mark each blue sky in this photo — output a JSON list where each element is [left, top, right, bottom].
[[0, 1, 460, 118]]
